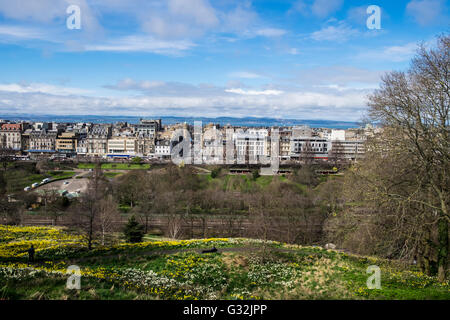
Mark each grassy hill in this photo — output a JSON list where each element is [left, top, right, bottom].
[[0, 225, 448, 300]]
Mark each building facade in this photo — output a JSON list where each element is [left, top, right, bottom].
[[56, 132, 78, 154], [290, 137, 330, 160], [28, 131, 57, 153], [0, 123, 23, 151], [86, 125, 111, 157], [107, 137, 136, 158]]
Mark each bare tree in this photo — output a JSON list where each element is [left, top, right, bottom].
[[300, 140, 315, 165], [0, 194, 21, 226], [366, 35, 449, 281], [98, 194, 120, 245], [41, 189, 65, 226], [71, 165, 109, 250], [0, 147, 14, 172], [328, 140, 346, 167], [167, 214, 184, 239], [114, 170, 146, 208]]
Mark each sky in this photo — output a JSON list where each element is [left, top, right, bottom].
[[0, 0, 448, 121]]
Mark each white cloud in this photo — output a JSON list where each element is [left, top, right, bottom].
[[0, 0, 68, 23], [311, 22, 359, 42], [254, 28, 287, 37], [0, 25, 47, 40], [0, 25, 194, 56], [293, 66, 385, 86], [359, 42, 419, 62], [225, 88, 284, 95], [104, 79, 225, 97], [142, 0, 219, 39], [291, 0, 343, 18], [0, 0, 103, 35], [288, 48, 300, 55], [383, 43, 417, 58], [84, 35, 195, 55], [142, 17, 192, 39], [168, 0, 218, 27], [220, 3, 259, 35], [0, 0, 287, 54], [406, 0, 448, 26], [0, 80, 371, 120], [346, 6, 369, 26], [311, 0, 343, 18], [104, 78, 166, 91], [0, 82, 92, 95]]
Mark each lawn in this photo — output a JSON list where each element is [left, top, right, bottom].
[[202, 174, 307, 194], [77, 163, 151, 170], [104, 172, 124, 178], [48, 171, 76, 181], [1, 225, 448, 300]]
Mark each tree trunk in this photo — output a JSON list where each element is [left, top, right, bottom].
[[88, 215, 93, 250], [202, 217, 207, 238], [437, 214, 448, 281], [88, 233, 92, 250]]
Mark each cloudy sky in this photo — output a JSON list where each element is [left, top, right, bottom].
[[0, 0, 448, 121]]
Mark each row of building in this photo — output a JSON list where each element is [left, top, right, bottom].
[[0, 119, 379, 162]]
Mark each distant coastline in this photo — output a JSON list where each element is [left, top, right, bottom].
[[0, 114, 361, 129]]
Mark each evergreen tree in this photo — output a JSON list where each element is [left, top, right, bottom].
[[123, 215, 145, 243], [252, 169, 260, 181]]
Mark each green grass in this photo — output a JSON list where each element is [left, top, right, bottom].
[[254, 175, 273, 187], [104, 172, 124, 178], [49, 171, 76, 180], [77, 163, 150, 170], [118, 204, 132, 213], [197, 173, 307, 194]]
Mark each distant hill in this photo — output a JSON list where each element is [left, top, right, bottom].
[[0, 114, 361, 129]]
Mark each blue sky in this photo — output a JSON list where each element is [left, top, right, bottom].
[[0, 0, 448, 121]]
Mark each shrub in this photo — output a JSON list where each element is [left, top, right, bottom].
[[252, 169, 260, 181], [211, 167, 221, 179], [132, 157, 143, 164], [123, 216, 145, 243]]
